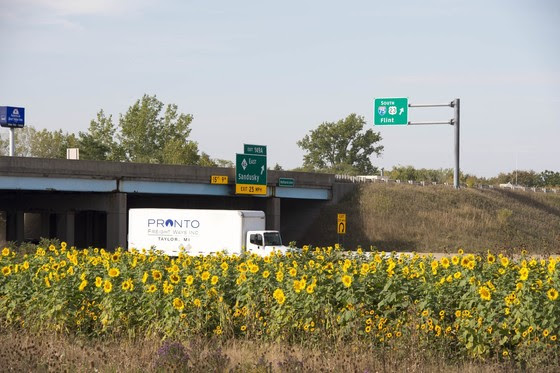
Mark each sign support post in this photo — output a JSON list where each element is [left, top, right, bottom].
[[9, 128, 15, 156], [453, 99, 460, 189], [375, 98, 461, 189]]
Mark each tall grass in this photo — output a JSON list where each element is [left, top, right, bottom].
[[3, 329, 553, 372], [305, 183, 560, 253]]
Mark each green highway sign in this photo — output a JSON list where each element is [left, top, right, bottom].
[[278, 178, 295, 187], [374, 97, 408, 125], [244, 144, 267, 156], [236, 153, 267, 186]]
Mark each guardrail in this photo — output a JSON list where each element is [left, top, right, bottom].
[[334, 174, 559, 194]]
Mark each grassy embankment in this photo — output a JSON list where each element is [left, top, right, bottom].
[[303, 183, 560, 254]]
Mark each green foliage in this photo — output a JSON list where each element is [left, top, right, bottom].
[[12, 126, 78, 158], [6, 94, 224, 166], [496, 208, 513, 226], [297, 114, 383, 175], [540, 170, 560, 187], [0, 134, 7, 155], [488, 170, 560, 188], [118, 94, 200, 165], [389, 166, 459, 184], [78, 110, 122, 161]]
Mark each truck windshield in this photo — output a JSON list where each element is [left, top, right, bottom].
[[263, 232, 282, 246]]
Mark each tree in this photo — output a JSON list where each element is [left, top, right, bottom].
[[0, 132, 8, 155], [297, 114, 383, 174], [12, 126, 78, 158], [539, 170, 560, 187], [118, 94, 200, 164], [78, 110, 122, 161]]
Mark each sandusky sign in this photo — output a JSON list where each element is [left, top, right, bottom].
[[236, 145, 267, 195]]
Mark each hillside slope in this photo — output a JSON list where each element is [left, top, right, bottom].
[[302, 183, 560, 254]]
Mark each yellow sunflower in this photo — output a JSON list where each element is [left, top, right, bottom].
[[479, 286, 491, 301], [547, 288, 559, 301], [341, 274, 353, 288], [173, 297, 185, 311]]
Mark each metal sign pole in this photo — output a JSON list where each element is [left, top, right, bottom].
[[9, 128, 15, 156], [452, 98, 460, 189], [407, 99, 461, 189]]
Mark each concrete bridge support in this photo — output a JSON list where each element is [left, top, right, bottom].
[[106, 193, 127, 250]]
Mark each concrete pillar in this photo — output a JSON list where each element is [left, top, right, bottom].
[[0, 211, 6, 246], [106, 193, 127, 251], [266, 197, 281, 231], [40, 212, 51, 239], [6, 211, 25, 243], [56, 211, 75, 247]]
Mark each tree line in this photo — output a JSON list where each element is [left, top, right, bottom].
[[0, 94, 382, 174], [388, 166, 560, 188], [1, 94, 557, 187]]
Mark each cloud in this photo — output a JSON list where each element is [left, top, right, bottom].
[[0, 0, 153, 29]]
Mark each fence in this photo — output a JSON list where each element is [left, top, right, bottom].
[[334, 174, 559, 194]]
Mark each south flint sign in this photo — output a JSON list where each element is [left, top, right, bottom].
[[236, 144, 267, 195], [0, 106, 25, 128], [374, 98, 408, 125]]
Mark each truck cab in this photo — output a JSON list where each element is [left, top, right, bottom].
[[246, 230, 290, 256]]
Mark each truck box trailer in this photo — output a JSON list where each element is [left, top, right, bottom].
[[128, 208, 289, 256]]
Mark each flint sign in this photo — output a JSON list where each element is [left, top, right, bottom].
[[374, 98, 408, 125]]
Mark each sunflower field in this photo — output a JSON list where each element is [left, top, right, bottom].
[[1, 243, 559, 364]]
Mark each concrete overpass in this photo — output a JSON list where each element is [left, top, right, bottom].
[[0, 156, 354, 249]]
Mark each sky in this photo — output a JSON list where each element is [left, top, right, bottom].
[[0, 0, 558, 177]]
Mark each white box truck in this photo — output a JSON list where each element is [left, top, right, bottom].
[[128, 208, 290, 256]]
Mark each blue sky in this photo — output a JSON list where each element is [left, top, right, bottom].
[[1, 0, 558, 177]]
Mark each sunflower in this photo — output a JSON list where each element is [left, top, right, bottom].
[[152, 270, 162, 281], [547, 288, 559, 301], [169, 274, 180, 284], [173, 298, 185, 311], [193, 298, 202, 307], [2, 266, 11, 276], [341, 274, 353, 288], [519, 267, 529, 281], [103, 280, 112, 293], [273, 288, 286, 305], [1, 247, 10, 256], [211, 275, 219, 285], [122, 278, 134, 291], [95, 277, 102, 287], [185, 275, 194, 285], [79, 280, 88, 291], [249, 264, 259, 274], [107, 267, 120, 278], [500, 256, 509, 267], [201, 271, 211, 281], [147, 284, 157, 293], [479, 286, 491, 301]]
